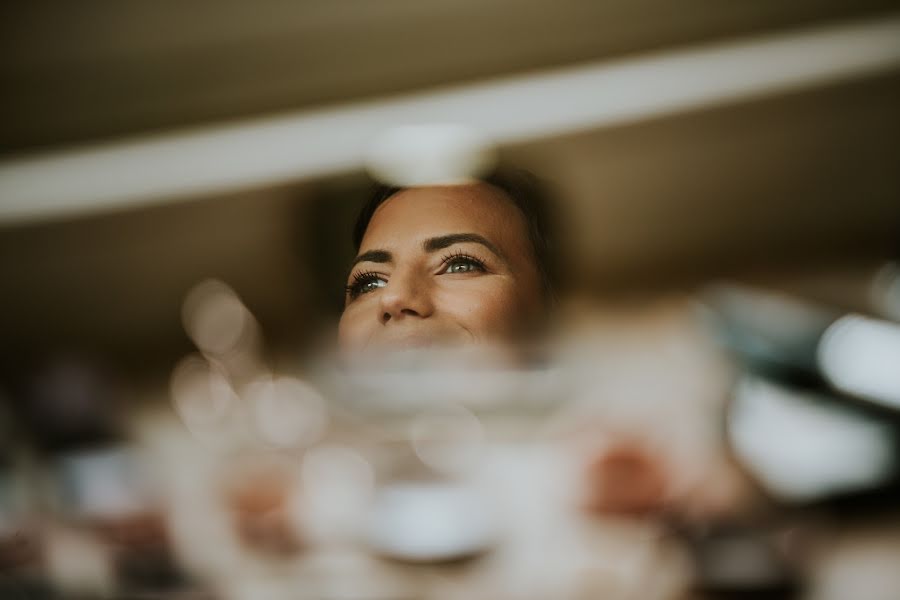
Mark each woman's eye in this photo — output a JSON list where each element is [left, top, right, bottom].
[[359, 278, 387, 293], [442, 256, 486, 274], [346, 273, 387, 299]]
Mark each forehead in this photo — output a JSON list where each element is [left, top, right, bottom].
[[361, 183, 530, 251]]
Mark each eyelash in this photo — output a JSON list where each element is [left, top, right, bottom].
[[440, 251, 487, 274], [345, 270, 386, 300], [344, 253, 488, 301]]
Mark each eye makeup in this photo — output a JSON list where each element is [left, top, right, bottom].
[[344, 246, 491, 303], [345, 270, 388, 300], [438, 250, 488, 274]]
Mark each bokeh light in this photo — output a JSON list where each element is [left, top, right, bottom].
[[245, 376, 329, 449], [408, 402, 485, 476], [818, 314, 900, 410], [298, 445, 375, 544], [182, 280, 254, 358], [170, 354, 236, 436]]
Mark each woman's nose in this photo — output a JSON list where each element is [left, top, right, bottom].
[[379, 271, 434, 323]]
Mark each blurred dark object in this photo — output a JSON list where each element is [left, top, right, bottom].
[[18, 356, 123, 453], [701, 285, 836, 388], [685, 523, 801, 600], [703, 285, 900, 509]]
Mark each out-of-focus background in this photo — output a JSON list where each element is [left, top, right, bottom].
[[2, 0, 900, 371], [2, 2, 900, 599]]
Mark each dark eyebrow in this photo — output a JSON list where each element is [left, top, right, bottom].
[[423, 233, 505, 261], [348, 249, 392, 274]]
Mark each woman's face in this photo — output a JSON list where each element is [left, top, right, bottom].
[[338, 183, 544, 357]]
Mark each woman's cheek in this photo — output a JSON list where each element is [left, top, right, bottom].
[[442, 283, 523, 338], [337, 307, 369, 349]]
